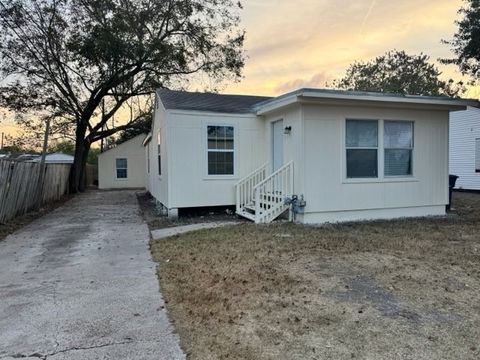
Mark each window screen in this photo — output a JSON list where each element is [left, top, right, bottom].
[[384, 121, 413, 176], [207, 125, 234, 175], [116, 158, 127, 179], [346, 120, 378, 178]]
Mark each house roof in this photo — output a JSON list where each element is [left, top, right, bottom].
[[157, 88, 479, 116], [254, 88, 480, 115], [157, 88, 272, 114], [32, 152, 74, 164]]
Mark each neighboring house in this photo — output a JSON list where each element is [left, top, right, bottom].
[[32, 152, 74, 164], [449, 106, 480, 190], [98, 135, 146, 189], [144, 88, 476, 224]]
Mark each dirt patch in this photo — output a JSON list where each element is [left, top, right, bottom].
[[0, 195, 72, 243], [151, 192, 480, 360], [137, 191, 240, 230]]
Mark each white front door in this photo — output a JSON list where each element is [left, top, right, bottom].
[[272, 120, 284, 172]]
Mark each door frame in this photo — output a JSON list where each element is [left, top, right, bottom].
[[271, 119, 284, 173]]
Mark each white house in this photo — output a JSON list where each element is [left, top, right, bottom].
[[449, 106, 480, 190], [98, 135, 146, 189], [144, 88, 477, 224]]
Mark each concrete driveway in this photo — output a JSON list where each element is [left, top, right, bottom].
[[0, 190, 184, 360]]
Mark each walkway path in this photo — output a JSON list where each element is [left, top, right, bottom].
[[0, 190, 184, 360]]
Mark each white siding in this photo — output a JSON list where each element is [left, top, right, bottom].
[[297, 104, 449, 223], [98, 135, 146, 189], [449, 107, 480, 190], [147, 103, 169, 207], [148, 109, 266, 209]]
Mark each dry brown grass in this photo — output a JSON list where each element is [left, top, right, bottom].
[[151, 192, 480, 360]]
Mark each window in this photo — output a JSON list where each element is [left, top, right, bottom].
[[346, 120, 378, 178], [157, 131, 161, 176], [384, 121, 413, 176], [207, 125, 234, 175], [476, 138, 480, 173], [116, 158, 127, 179]]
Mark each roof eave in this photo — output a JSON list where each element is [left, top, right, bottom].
[[255, 90, 477, 115]]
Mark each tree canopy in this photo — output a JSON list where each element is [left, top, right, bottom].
[[334, 50, 463, 96], [442, 0, 480, 79], [0, 0, 245, 191]]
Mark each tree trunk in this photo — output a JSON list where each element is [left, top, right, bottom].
[[69, 125, 90, 193]]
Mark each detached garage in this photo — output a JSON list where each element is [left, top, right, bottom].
[[98, 135, 146, 189]]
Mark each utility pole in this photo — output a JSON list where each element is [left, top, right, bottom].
[[1, 132, 3, 150], [36, 118, 51, 210]]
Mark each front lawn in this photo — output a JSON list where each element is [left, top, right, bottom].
[[151, 192, 480, 360]]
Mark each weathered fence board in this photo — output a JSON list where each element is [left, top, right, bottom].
[[0, 159, 70, 223]]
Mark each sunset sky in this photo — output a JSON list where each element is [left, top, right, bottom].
[[0, 0, 474, 139], [225, 0, 467, 96]]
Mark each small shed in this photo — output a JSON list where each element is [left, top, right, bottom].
[[98, 135, 146, 189]]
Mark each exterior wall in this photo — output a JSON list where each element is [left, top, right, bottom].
[[166, 110, 266, 208], [147, 102, 169, 207], [296, 104, 449, 223], [263, 104, 304, 196], [449, 106, 480, 190], [98, 135, 146, 189]]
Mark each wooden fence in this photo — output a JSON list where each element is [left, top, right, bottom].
[[0, 159, 71, 224]]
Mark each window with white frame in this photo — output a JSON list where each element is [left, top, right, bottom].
[[157, 131, 161, 176], [384, 121, 414, 176], [207, 125, 234, 175], [476, 138, 480, 173], [116, 158, 128, 179], [346, 120, 378, 178]]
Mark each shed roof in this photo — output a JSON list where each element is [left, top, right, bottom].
[[157, 89, 271, 114]]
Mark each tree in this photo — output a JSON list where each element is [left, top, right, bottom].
[[48, 140, 75, 154], [334, 50, 462, 96], [442, 0, 480, 79], [0, 0, 245, 192]]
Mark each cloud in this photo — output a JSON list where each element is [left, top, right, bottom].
[[274, 72, 334, 94]]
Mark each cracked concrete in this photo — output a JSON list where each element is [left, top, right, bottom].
[[0, 190, 185, 360]]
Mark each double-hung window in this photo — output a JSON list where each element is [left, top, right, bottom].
[[207, 125, 234, 175], [346, 120, 378, 178], [384, 121, 413, 176], [116, 158, 128, 179]]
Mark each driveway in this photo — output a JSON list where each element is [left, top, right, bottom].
[[0, 190, 184, 360]]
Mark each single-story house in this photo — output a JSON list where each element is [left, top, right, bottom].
[[449, 106, 480, 190], [98, 135, 146, 189], [144, 88, 477, 224], [32, 152, 74, 164]]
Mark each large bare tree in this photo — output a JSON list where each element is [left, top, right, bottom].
[[0, 0, 245, 192]]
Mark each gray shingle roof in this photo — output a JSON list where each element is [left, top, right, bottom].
[[157, 89, 272, 114]]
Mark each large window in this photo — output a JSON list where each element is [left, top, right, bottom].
[[476, 138, 480, 173], [346, 120, 378, 178], [157, 131, 161, 176], [384, 121, 413, 176], [116, 158, 128, 179], [207, 125, 234, 175]]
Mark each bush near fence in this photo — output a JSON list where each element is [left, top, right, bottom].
[[0, 159, 70, 224]]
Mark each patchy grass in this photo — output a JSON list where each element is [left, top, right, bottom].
[[151, 192, 480, 360], [0, 195, 72, 243]]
